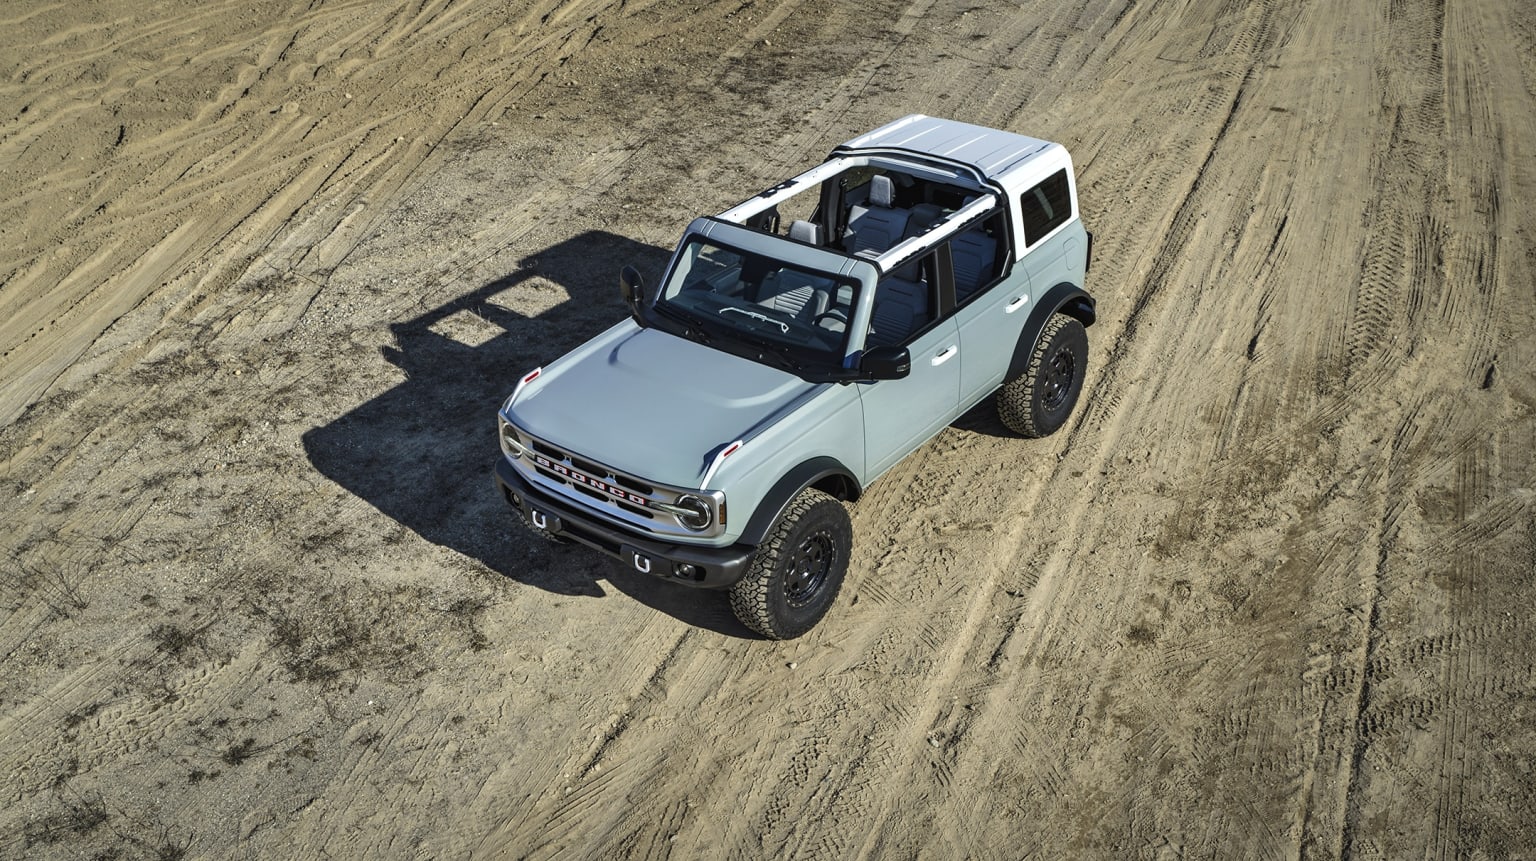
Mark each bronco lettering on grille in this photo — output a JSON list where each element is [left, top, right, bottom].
[[533, 454, 649, 506]]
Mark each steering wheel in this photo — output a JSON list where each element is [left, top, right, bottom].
[[813, 309, 848, 328]]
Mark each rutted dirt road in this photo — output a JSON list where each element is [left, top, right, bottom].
[[3, 0, 1534, 857]]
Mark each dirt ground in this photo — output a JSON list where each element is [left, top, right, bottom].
[[2, 0, 1534, 857]]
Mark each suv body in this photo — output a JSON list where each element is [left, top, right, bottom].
[[495, 115, 1094, 637]]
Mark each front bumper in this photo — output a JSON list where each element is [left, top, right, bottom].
[[494, 457, 754, 588]]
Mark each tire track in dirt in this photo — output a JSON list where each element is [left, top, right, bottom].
[[1321, 1, 1536, 855], [1437, 0, 1513, 393], [0, 0, 633, 425], [751, 0, 941, 177], [0, 632, 158, 804], [864, 0, 1512, 854], [462, 632, 751, 858], [1081, 0, 1449, 594], [1341, 0, 1447, 389], [0, 0, 643, 670]]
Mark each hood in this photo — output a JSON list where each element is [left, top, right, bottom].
[[508, 323, 817, 488]]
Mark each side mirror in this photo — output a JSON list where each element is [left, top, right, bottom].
[[619, 266, 646, 326], [860, 345, 910, 380]]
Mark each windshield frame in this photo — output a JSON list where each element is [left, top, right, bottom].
[[652, 224, 868, 379]]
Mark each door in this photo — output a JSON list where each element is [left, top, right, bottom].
[[947, 212, 1028, 403], [954, 268, 1032, 402], [858, 316, 961, 478]]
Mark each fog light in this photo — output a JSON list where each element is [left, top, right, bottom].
[[673, 562, 699, 579]]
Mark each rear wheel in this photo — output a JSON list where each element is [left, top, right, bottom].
[[729, 489, 851, 640], [998, 314, 1088, 438]]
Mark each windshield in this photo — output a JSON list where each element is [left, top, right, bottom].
[[657, 237, 859, 369]]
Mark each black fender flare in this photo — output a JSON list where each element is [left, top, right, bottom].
[[1006, 282, 1097, 381], [739, 457, 861, 546]]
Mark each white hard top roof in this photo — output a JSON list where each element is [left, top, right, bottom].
[[837, 115, 1057, 181]]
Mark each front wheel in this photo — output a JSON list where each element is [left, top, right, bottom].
[[729, 489, 851, 640], [997, 314, 1088, 438]]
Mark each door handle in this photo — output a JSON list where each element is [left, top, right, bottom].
[[931, 345, 958, 366], [1005, 295, 1029, 313]]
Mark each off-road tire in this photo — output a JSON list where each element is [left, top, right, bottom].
[[998, 314, 1088, 438], [729, 488, 851, 640]]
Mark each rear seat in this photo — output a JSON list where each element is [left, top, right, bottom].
[[851, 181, 998, 340], [951, 228, 997, 302], [867, 275, 928, 347], [858, 189, 937, 345], [904, 203, 946, 238]]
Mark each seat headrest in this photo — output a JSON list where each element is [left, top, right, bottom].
[[870, 175, 895, 208], [788, 219, 823, 245]]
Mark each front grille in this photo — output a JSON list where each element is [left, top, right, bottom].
[[531, 440, 566, 460], [556, 473, 656, 520], [612, 474, 654, 496], [500, 418, 724, 539]]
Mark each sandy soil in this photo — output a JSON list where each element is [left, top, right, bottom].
[[2, 0, 1534, 857]]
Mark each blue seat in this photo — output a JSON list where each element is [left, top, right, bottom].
[[846, 176, 910, 254], [951, 229, 997, 302]]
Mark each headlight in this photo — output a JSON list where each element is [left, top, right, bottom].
[[499, 421, 526, 458], [673, 494, 714, 532]]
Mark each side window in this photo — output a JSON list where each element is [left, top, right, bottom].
[[1020, 169, 1072, 246]]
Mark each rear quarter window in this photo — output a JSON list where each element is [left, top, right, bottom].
[[1020, 169, 1073, 246]]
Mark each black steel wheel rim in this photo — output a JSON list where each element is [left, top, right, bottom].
[[785, 529, 835, 607], [1042, 347, 1076, 411]]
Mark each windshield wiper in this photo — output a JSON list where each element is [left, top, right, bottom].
[[736, 335, 806, 373], [652, 303, 714, 344], [719, 306, 790, 333], [660, 302, 817, 376]]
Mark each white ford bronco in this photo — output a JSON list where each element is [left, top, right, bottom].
[[495, 115, 1094, 638]]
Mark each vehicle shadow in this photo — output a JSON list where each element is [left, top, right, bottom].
[[951, 397, 1015, 438], [302, 231, 757, 638]]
